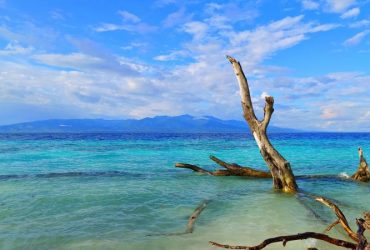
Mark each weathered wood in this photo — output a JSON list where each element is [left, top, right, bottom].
[[356, 219, 368, 250], [364, 212, 370, 231], [175, 162, 232, 176], [209, 155, 272, 178], [147, 200, 210, 236], [209, 232, 357, 249], [352, 148, 370, 182], [325, 219, 340, 233], [185, 200, 209, 233], [226, 55, 297, 193], [175, 163, 214, 175], [314, 196, 358, 241]]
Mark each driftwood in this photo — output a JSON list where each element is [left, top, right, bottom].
[[209, 232, 357, 249], [177, 56, 368, 190], [226, 55, 297, 192], [364, 212, 370, 231], [185, 199, 210, 233], [147, 200, 210, 236], [209, 155, 271, 178], [314, 195, 358, 241], [356, 219, 368, 250], [173, 56, 369, 249], [175, 156, 271, 178], [209, 196, 369, 249], [352, 148, 370, 182]]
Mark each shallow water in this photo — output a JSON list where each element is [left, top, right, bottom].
[[0, 133, 369, 249]]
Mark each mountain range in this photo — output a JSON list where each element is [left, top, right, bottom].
[[0, 115, 300, 133]]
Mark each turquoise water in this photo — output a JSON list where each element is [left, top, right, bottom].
[[0, 133, 369, 249]]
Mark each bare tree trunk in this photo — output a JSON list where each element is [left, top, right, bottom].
[[352, 148, 370, 182], [226, 56, 298, 193]]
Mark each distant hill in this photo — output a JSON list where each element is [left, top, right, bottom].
[[0, 115, 301, 133]]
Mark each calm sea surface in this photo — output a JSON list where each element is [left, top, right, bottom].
[[0, 133, 369, 249]]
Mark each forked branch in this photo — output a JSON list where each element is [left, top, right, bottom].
[[226, 55, 298, 192]]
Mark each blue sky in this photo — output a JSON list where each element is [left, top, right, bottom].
[[0, 0, 369, 131]]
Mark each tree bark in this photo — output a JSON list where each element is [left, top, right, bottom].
[[175, 155, 271, 178], [352, 148, 370, 182], [226, 55, 297, 193], [209, 155, 272, 178]]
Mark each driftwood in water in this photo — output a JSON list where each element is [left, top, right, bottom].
[[352, 148, 370, 182], [209, 232, 357, 249], [209, 155, 271, 178], [226, 55, 297, 193], [185, 200, 209, 233], [364, 212, 370, 231], [175, 155, 271, 178], [147, 200, 210, 236], [209, 196, 369, 250], [313, 195, 358, 241], [356, 219, 368, 250]]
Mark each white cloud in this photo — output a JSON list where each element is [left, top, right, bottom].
[[325, 0, 356, 13], [320, 107, 339, 119], [0, 42, 34, 56], [340, 7, 360, 19], [95, 11, 156, 33], [226, 15, 338, 66], [349, 19, 370, 28], [95, 23, 156, 33], [302, 0, 320, 10], [343, 30, 370, 46], [183, 21, 208, 40], [33, 53, 103, 68], [162, 7, 193, 28], [154, 50, 188, 61], [118, 10, 141, 23]]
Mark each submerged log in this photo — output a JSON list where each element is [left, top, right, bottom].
[[352, 148, 370, 182], [175, 155, 271, 178], [175, 163, 215, 175], [147, 199, 210, 236], [226, 55, 297, 192], [209, 155, 271, 178]]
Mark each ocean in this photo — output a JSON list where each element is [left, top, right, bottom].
[[0, 133, 369, 249]]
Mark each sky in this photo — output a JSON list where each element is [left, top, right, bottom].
[[0, 0, 369, 131]]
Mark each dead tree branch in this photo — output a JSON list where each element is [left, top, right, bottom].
[[352, 148, 370, 182], [313, 196, 358, 241], [209, 155, 272, 178], [209, 232, 357, 249], [147, 200, 210, 236], [226, 55, 297, 192]]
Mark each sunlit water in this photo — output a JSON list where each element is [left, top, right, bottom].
[[0, 133, 369, 249]]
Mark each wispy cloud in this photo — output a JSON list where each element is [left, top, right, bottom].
[[325, 0, 356, 13], [344, 30, 370, 46], [95, 10, 156, 33], [302, 0, 320, 10], [340, 7, 360, 19], [118, 10, 141, 23], [349, 19, 370, 28]]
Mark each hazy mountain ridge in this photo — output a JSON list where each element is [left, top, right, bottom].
[[0, 115, 300, 133]]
